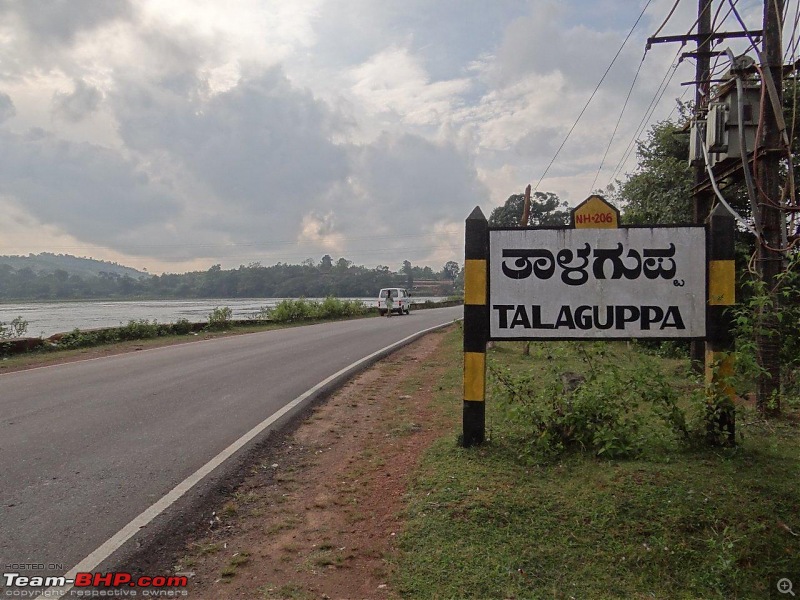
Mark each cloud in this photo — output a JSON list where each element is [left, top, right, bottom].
[[0, 92, 15, 122], [323, 132, 488, 266], [0, 0, 135, 79], [52, 79, 102, 122], [112, 67, 349, 237], [352, 132, 487, 221], [0, 128, 181, 243], [0, 0, 133, 46], [0, 1, 713, 272], [348, 47, 471, 127]]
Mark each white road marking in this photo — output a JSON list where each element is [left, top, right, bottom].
[[39, 319, 457, 597]]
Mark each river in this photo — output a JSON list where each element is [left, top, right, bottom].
[[0, 297, 447, 338]]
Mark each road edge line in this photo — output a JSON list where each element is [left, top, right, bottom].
[[40, 318, 459, 597]]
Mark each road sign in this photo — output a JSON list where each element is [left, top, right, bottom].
[[572, 194, 620, 229], [489, 227, 707, 339], [461, 197, 736, 447]]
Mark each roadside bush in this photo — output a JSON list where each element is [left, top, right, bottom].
[[54, 317, 196, 350], [207, 306, 233, 330], [58, 328, 117, 349], [317, 296, 342, 319], [733, 252, 800, 406], [118, 319, 160, 340], [251, 307, 271, 321], [489, 343, 693, 460], [328, 298, 368, 317], [636, 339, 691, 359], [171, 318, 193, 335], [269, 299, 315, 322], [0, 316, 29, 354], [268, 297, 368, 323], [0, 316, 28, 339]]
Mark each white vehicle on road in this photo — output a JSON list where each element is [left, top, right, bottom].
[[377, 288, 411, 316]]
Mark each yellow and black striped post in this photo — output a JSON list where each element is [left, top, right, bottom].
[[463, 206, 489, 447], [706, 203, 736, 445]]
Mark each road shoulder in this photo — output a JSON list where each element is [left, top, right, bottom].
[[158, 326, 457, 599]]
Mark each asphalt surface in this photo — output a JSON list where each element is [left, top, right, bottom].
[[0, 306, 461, 579]]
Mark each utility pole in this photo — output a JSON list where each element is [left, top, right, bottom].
[[755, 0, 786, 413], [691, 0, 714, 371]]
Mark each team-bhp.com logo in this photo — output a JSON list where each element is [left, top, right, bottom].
[[3, 572, 188, 596]]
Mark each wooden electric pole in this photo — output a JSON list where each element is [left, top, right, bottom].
[[755, 0, 786, 413], [691, 0, 715, 371]]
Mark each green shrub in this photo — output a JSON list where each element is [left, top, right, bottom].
[[118, 319, 160, 340], [171, 318, 193, 335], [251, 307, 271, 321], [334, 298, 365, 317], [268, 299, 314, 322], [55, 317, 195, 349], [732, 252, 800, 405], [207, 306, 233, 330], [266, 297, 367, 323], [58, 328, 115, 348], [0, 316, 30, 354], [489, 344, 692, 460], [0, 316, 29, 339]]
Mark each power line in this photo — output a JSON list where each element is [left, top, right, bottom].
[[611, 0, 712, 182], [652, 0, 685, 39], [785, 0, 800, 60], [726, 0, 763, 49], [594, 0, 716, 191], [532, 0, 654, 193], [589, 52, 647, 192], [608, 45, 685, 185]]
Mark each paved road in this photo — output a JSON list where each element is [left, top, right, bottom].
[[0, 306, 461, 579]]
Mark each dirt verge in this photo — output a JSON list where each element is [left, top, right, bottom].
[[163, 326, 456, 599]]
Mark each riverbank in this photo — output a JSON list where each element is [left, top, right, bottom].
[[0, 299, 461, 373], [0, 296, 454, 338]]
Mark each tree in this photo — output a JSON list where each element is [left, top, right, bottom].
[[319, 254, 333, 272], [335, 258, 352, 272], [402, 260, 413, 289], [489, 191, 570, 227], [442, 261, 459, 281], [612, 101, 800, 414], [613, 119, 693, 225]]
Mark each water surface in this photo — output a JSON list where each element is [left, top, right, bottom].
[[0, 297, 445, 337]]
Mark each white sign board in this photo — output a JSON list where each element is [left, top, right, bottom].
[[489, 227, 706, 339]]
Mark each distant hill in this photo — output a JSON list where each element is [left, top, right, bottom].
[[0, 253, 150, 279], [0, 254, 459, 301]]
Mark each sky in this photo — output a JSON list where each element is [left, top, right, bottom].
[[0, 0, 779, 274]]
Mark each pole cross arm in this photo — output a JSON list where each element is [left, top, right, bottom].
[[646, 30, 762, 50]]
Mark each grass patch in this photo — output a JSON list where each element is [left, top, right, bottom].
[[266, 515, 302, 535], [219, 551, 251, 580], [394, 331, 800, 599], [193, 542, 221, 556]]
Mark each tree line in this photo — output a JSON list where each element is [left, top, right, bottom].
[[0, 256, 463, 301]]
